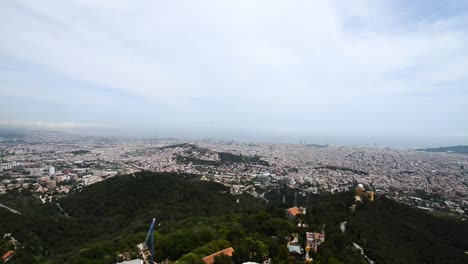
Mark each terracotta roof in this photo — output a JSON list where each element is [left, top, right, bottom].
[[2, 250, 14, 261], [202, 247, 234, 264], [287, 207, 301, 217]]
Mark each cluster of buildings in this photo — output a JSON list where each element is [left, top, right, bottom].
[[284, 207, 326, 263], [354, 184, 375, 202], [306, 231, 326, 253], [0, 133, 466, 215]]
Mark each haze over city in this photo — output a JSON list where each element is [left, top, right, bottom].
[[1, 0, 468, 146]]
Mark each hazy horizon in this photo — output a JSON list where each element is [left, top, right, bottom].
[[1, 126, 467, 148], [1, 1, 467, 147]]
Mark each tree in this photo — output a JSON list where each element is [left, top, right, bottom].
[[214, 254, 232, 264], [179, 253, 204, 264]]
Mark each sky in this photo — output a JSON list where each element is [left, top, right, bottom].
[[1, 0, 467, 146]]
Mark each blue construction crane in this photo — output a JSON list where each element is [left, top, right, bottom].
[[143, 218, 156, 264]]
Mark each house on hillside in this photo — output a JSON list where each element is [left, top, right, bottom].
[[354, 183, 375, 202], [287, 234, 304, 260], [286, 206, 306, 219], [200, 175, 209, 181], [306, 231, 326, 252]]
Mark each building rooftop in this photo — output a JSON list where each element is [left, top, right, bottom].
[[288, 245, 303, 255], [287, 207, 302, 217], [2, 250, 15, 262], [202, 247, 234, 264]]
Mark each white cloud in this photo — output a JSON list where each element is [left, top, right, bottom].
[[0, 120, 105, 130], [0, 0, 467, 140]]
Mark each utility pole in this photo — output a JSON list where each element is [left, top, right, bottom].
[[294, 191, 297, 207], [143, 218, 156, 264]]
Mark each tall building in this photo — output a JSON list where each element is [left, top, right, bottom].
[[48, 166, 55, 176]]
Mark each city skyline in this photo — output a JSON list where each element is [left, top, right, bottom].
[[1, 1, 468, 146]]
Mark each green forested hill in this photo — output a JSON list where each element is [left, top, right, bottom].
[[347, 198, 468, 264], [0, 172, 267, 263], [0, 172, 467, 264], [60, 171, 263, 221]]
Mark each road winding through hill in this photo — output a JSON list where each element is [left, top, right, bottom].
[[0, 202, 21, 215]]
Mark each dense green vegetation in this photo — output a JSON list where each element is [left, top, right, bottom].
[[0, 172, 467, 264], [314, 166, 368, 176], [71, 150, 91, 155], [347, 198, 468, 264], [218, 152, 269, 166], [0, 172, 269, 263], [175, 155, 221, 166], [165, 143, 269, 167], [159, 143, 199, 150], [176, 152, 269, 167]]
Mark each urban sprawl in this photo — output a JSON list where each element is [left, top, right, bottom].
[[0, 133, 467, 216]]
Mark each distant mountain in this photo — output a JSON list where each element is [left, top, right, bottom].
[[0, 128, 27, 138], [417, 145, 468, 154]]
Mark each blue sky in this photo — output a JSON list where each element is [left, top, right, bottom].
[[0, 0, 467, 146]]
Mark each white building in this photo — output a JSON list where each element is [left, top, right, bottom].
[[48, 166, 55, 176]]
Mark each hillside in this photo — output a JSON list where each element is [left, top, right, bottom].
[[0, 172, 266, 263], [0, 172, 467, 263], [347, 198, 468, 264], [60, 171, 263, 220]]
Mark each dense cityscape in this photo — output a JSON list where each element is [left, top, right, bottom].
[[1, 132, 467, 217]]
